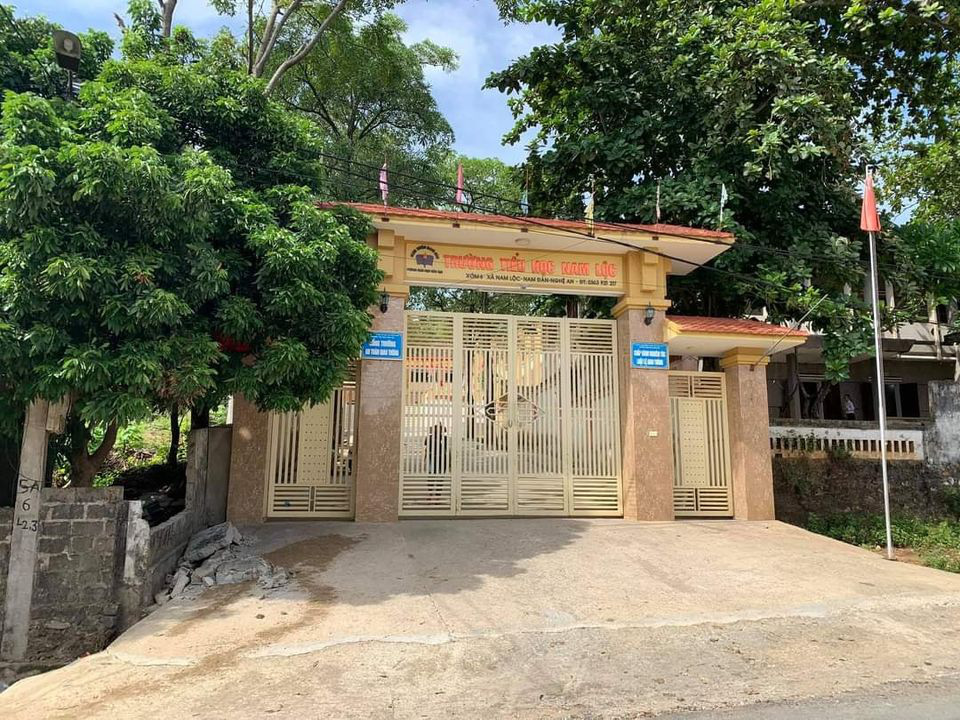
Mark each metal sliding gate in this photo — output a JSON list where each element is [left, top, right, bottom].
[[400, 311, 622, 517], [265, 378, 358, 518], [669, 371, 732, 517]]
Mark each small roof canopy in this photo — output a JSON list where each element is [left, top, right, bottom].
[[324, 203, 735, 276], [666, 316, 808, 357]]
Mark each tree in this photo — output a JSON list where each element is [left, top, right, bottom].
[[440, 154, 524, 214], [0, 57, 381, 485], [883, 96, 960, 227], [267, 12, 456, 206], [885, 222, 960, 331], [487, 0, 960, 380], [0, 4, 113, 97], [198, 0, 401, 94]]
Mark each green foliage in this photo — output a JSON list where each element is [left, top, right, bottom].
[[440, 154, 524, 213], [489, 0, 960, 381], [264, 12, 456, 206], [884, 222, 960, 333], [0, 55, 382, 482], [806, 512, 960, 573], [940, 485, 960, 523], [0, 5, 113, 98]]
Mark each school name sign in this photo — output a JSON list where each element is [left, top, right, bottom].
[[405, 242, 625, 295]]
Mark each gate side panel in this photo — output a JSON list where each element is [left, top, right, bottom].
[[568, 321, 622, 517], [669, 371, 732, 517], [400, 313, 455, 515], [266, 380, 357, 518]]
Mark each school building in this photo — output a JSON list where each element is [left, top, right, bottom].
[[225, 204, 807, 524]]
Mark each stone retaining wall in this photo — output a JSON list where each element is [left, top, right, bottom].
[[119, 427, 233, 626], [773, 456, 958, 526]]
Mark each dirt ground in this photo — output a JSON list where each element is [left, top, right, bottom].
[[3, 519, 960, 719]]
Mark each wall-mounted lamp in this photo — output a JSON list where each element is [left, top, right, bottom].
[[644, 304, 656, 326], [379, 291, 390, 314]]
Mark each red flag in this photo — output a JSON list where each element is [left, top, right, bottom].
[[379, 162, 389, 206], [455, 162, 465, 205], [860, 169, 881, 233]]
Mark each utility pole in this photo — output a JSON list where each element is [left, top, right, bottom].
[[1, 398, 68, 660]]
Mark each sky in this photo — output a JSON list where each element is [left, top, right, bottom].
[[15, 0, 560, 164]]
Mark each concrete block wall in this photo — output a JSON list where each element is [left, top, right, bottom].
[[926, 381, 960, 466], [1, 426, 234, 667], [24, 487, 125, 665]]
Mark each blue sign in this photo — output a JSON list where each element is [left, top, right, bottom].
[[362, 332, 404, 360], [631, 342, 669, 369]]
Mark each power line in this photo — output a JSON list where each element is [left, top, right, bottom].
[[216, 145, 960, 332], [318, 157, 960, 332], [315, 149, 960, 287]]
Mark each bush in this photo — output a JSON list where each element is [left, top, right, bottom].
[[806, 512, 960, 574], [941, 485, 960, 522]]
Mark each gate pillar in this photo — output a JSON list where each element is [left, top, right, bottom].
[[355, 293, 406, 522], [615, 306, 675, 521], [720, 348, 775, 520]]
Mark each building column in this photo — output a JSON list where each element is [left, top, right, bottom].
[[721, 348, 776, 520], [615, 305, 675, 521], [226, 394, 269, 524], [354, 293, 406, 522]]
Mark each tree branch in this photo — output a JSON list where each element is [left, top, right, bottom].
[[251, 0, 283, 78], [247, 0, 255, 74], [264, 0, 349, 95], [252, 0, 304, 78]]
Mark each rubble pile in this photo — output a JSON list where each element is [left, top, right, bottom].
[[153, 522, 290, 606]]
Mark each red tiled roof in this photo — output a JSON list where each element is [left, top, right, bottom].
[[669, 316, 808, 337], [320, 202, 734, 242]]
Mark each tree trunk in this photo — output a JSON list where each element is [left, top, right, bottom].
[[167, 407, 180, 466], [160, 0, 178, 38], [783, 351, 803, 419], [69, 423, 118, 487], [805, 381, 832, 420]]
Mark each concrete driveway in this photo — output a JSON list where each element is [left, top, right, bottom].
[[3, 519, 960, 718]]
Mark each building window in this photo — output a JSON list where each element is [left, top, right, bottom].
[[861, 381, 922, 419]]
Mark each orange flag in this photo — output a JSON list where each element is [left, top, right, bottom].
[[860, 169, 881, 233]]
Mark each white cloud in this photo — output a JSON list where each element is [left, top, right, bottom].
[[396, 0, 558, 163]]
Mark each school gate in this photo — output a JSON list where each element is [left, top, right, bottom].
[[224, 203, 807, 524], [400, 312, 621, 517]]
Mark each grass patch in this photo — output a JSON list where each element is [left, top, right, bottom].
[[806, 512, 960, 573]]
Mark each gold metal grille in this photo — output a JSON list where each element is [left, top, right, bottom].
[[401, 311, 621, 517], [669, 371, 732, 517]]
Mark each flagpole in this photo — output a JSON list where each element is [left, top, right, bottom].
[[867, 228, 894, 561], [860, 167, 893, 560]]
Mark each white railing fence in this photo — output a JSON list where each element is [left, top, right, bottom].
[[770, 424, 924, 461]]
